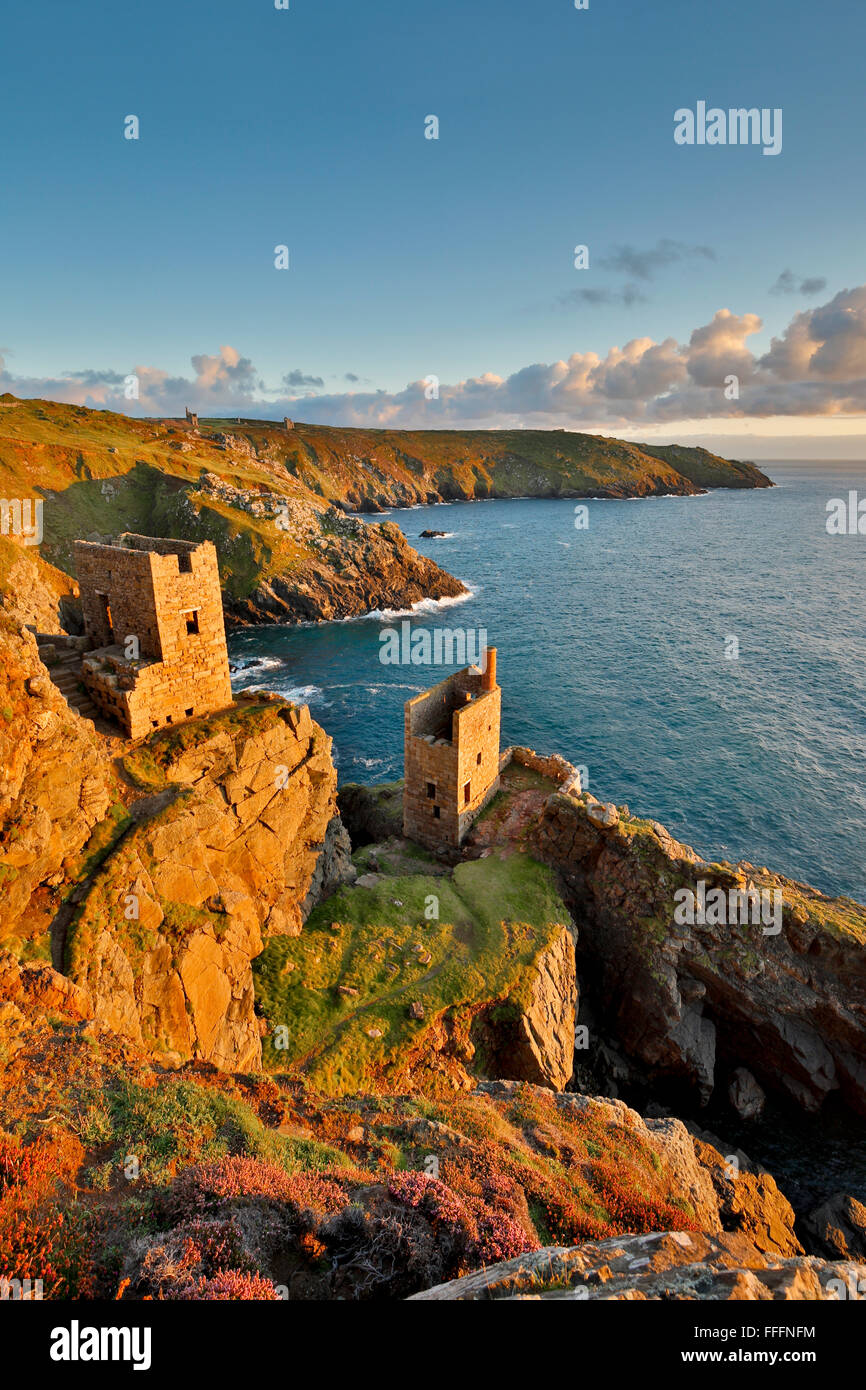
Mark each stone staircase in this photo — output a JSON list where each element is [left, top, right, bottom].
[[31, 631, 100, 725]]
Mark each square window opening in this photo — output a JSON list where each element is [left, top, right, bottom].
[[186, 610, 200, 635], [426, 781, 436, 800], [464, 781, 471, 805], [178, 553, 193, 574]]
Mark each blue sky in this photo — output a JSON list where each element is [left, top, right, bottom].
[[2, 0, 865, 452]]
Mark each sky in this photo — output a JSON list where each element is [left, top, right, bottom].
[[1, 0, 865, 456]]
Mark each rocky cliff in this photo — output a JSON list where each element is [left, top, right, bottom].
[[0, 546, 356, 1070], [532, 788, 866, 1116], [0, 604, 112, 954], [64, 696, 349, 1071]]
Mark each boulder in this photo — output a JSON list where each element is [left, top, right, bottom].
[[805, 1193, 866, 1260], [728, 1066, 766, 1120], [408, 1229, 864, 1301]]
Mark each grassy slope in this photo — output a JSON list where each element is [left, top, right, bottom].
[[635, 442, 772, 490], [254, 853, 569, 1094], [0, 394, 771, 610]]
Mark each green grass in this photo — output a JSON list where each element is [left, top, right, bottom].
[[64, 802, 132, 881], [254, 853, 569, 1094], [75, 1074, 350, 1186]]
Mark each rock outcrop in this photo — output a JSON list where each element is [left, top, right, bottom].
[[532, 790, 866, 1116], [337, 781, 405, 846], [690, 1135, 802, 1257], [65, 697, 342, 1070], [805, 1193, 866, 1260], [0, 611, 112, 950], [479, 927, 577, 1091], [409, 1229, 865, 1301], [205, 499, 468, 627], [0, 536, 81, 633], [475, 1081, 802, 1255], [0, 948, 94, 1063], [301, 814, 357, 916]]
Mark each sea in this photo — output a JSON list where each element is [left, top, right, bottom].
[[227, 461, 866, 906]]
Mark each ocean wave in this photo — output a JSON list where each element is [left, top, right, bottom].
[[231, 655, 285, 674], [233, 680, 328, 707], [324, 682, 424, 693], [354, 585, 479, 622]]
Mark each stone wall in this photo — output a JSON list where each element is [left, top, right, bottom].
[[403, 666, 501, 850], [74, 536, 232, 738], [501, 745, 583, 794]]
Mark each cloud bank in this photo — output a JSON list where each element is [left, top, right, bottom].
[[3, 287, 866, 430]]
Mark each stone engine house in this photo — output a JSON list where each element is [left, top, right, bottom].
[[73, 535, 232, 739], [403, 648, 501, 850]]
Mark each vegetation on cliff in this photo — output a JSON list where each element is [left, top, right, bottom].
[[254, 853, 574, 1094], [0, 1002, 707, 1301]]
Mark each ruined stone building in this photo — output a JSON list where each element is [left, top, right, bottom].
[[403, 648, 501, 850], [73, 535, 232, 739]]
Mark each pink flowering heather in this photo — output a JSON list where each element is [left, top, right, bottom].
[[167, 1157, 347, 1219]]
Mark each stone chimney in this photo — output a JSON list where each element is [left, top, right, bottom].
[[481, 647, 497, 692]]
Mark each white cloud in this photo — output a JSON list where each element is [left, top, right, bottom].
[[3, 287, 866, 429]]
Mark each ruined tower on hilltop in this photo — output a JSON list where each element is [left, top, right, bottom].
[[73, 535, 232, 738], [403, 648, 501, 850]]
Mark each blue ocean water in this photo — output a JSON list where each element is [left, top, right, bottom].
[[228, 463, 866, 903]]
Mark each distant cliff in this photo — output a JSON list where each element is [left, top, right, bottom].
[[0, 395, 771, 626]]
